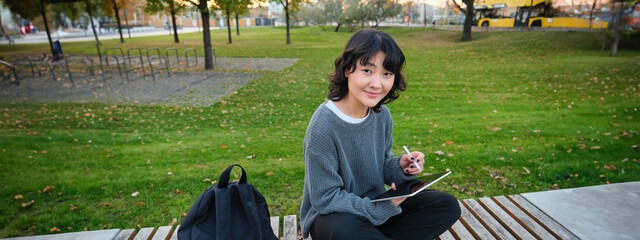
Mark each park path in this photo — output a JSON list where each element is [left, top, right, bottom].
[[0, 57, 298, 106]]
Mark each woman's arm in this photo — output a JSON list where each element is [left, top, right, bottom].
[[305, 148, 402, 225]]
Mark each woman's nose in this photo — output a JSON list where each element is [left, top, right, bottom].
[[369, 76, 382, 88]]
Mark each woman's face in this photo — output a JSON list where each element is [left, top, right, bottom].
[[344, 51, 395, 110]]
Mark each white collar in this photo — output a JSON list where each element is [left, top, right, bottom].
[[325, 100, 370, 124]]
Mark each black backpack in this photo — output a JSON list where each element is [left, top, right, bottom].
[[178, 164, 278, 240]]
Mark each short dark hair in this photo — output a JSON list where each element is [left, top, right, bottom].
[[328, 29, 407, 113]]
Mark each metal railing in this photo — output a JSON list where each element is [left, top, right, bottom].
[[146, 48, 170, 82]]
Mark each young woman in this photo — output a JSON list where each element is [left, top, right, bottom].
[[300, 29, 461, 240]]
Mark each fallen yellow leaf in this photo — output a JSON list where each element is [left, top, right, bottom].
[[22, 200, 34, 208], [42, 185, 55, 193]]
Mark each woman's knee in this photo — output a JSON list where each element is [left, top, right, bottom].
[[447, 195, 461, 222], [411, 190, 461, 221]]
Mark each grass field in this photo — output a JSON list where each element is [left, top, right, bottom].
[[0, 27, 639, 237]]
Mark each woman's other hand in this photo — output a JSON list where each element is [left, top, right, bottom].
[[391, 197, 407, 206]]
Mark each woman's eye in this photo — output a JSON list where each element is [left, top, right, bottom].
[[384, 72, 394, 77], [363, 69, 372, 73]]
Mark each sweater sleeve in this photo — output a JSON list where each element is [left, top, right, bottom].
[[382, 109, 415, 186], [305, 148, 402, 225]]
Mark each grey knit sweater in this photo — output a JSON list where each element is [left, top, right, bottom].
[[300, 102, 415, 238]]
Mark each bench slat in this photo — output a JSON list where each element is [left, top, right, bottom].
[[463, 199, 514, 240], [169, 225, 180, 240], [283, 215, 297, 240], [151, 226, 172, 240], [478, 197, 537, 240], [450, 219, 475, 240], [114, 229, 135, 240], [270, 216, 280, 239], [508, 195, 579, 240], [133, 227, 155, 240], [438, 229, 456, 240], [458, 201, 496, 240], [494, 196, 556, 240]]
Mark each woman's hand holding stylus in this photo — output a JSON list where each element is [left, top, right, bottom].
[[399, 147, 425, 175]]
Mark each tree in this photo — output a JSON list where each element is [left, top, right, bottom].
[[460, 0, 474, 41], [233, 0, 251, 35], [3, 0, 59, 58], [145, 0, 188, 43], [324, 0, 344, 31], [299, 2, 329, 29], [271, 0, 307, 44], [51, 2, 84, 27], [184, 0, 215, 69], [2, 0, 41, 20], [325, 0, 361, 32], [609, 0, 636, 56], [589, 0, 597, 29], [451, 0, 474, 41], [214, 0, 236, 43], [2, 0, 103, 57], [101, 0, 128, 43], [365, 0, 402, 28]]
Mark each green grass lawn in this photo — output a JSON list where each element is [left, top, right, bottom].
[[0, 27, 639, 237]]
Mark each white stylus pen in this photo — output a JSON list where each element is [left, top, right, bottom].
[[403, 145, 421, 170]]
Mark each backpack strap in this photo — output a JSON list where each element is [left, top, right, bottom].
[[218, 164, 247, 188]]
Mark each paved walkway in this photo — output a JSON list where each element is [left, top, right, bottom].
[[1, 27, 209, 45], [1, 56, 298, 106], [521, 181, 640, 240], [2, 182, 638, 240]]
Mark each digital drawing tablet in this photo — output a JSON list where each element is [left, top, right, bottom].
[[370, 171, 451, 202]]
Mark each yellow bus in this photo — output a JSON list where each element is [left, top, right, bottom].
[[474, 0, 609, 29]]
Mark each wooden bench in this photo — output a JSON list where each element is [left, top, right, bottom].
[[113, 194, 578, 240]]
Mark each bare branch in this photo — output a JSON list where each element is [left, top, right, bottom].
[[451, 0, 467, 14]]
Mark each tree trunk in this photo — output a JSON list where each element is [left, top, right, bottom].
[[461, 0, 473, 41], [285, 2, 291, 44], [335, 23, 342, 32], [610, 2, 622, 57], [200, 9, 214, 69], [40, 0, 57, 59], [226, 8, 232, 44], [112, 0, 124, 43], [589, 0, 597, 29], [85, 0, 101, 51], [235, 13, 240, 36], [170, 0, 179, 43], [610, 28, 620, 56]]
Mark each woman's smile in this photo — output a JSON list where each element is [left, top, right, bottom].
[[365, 91, 381, 98]]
